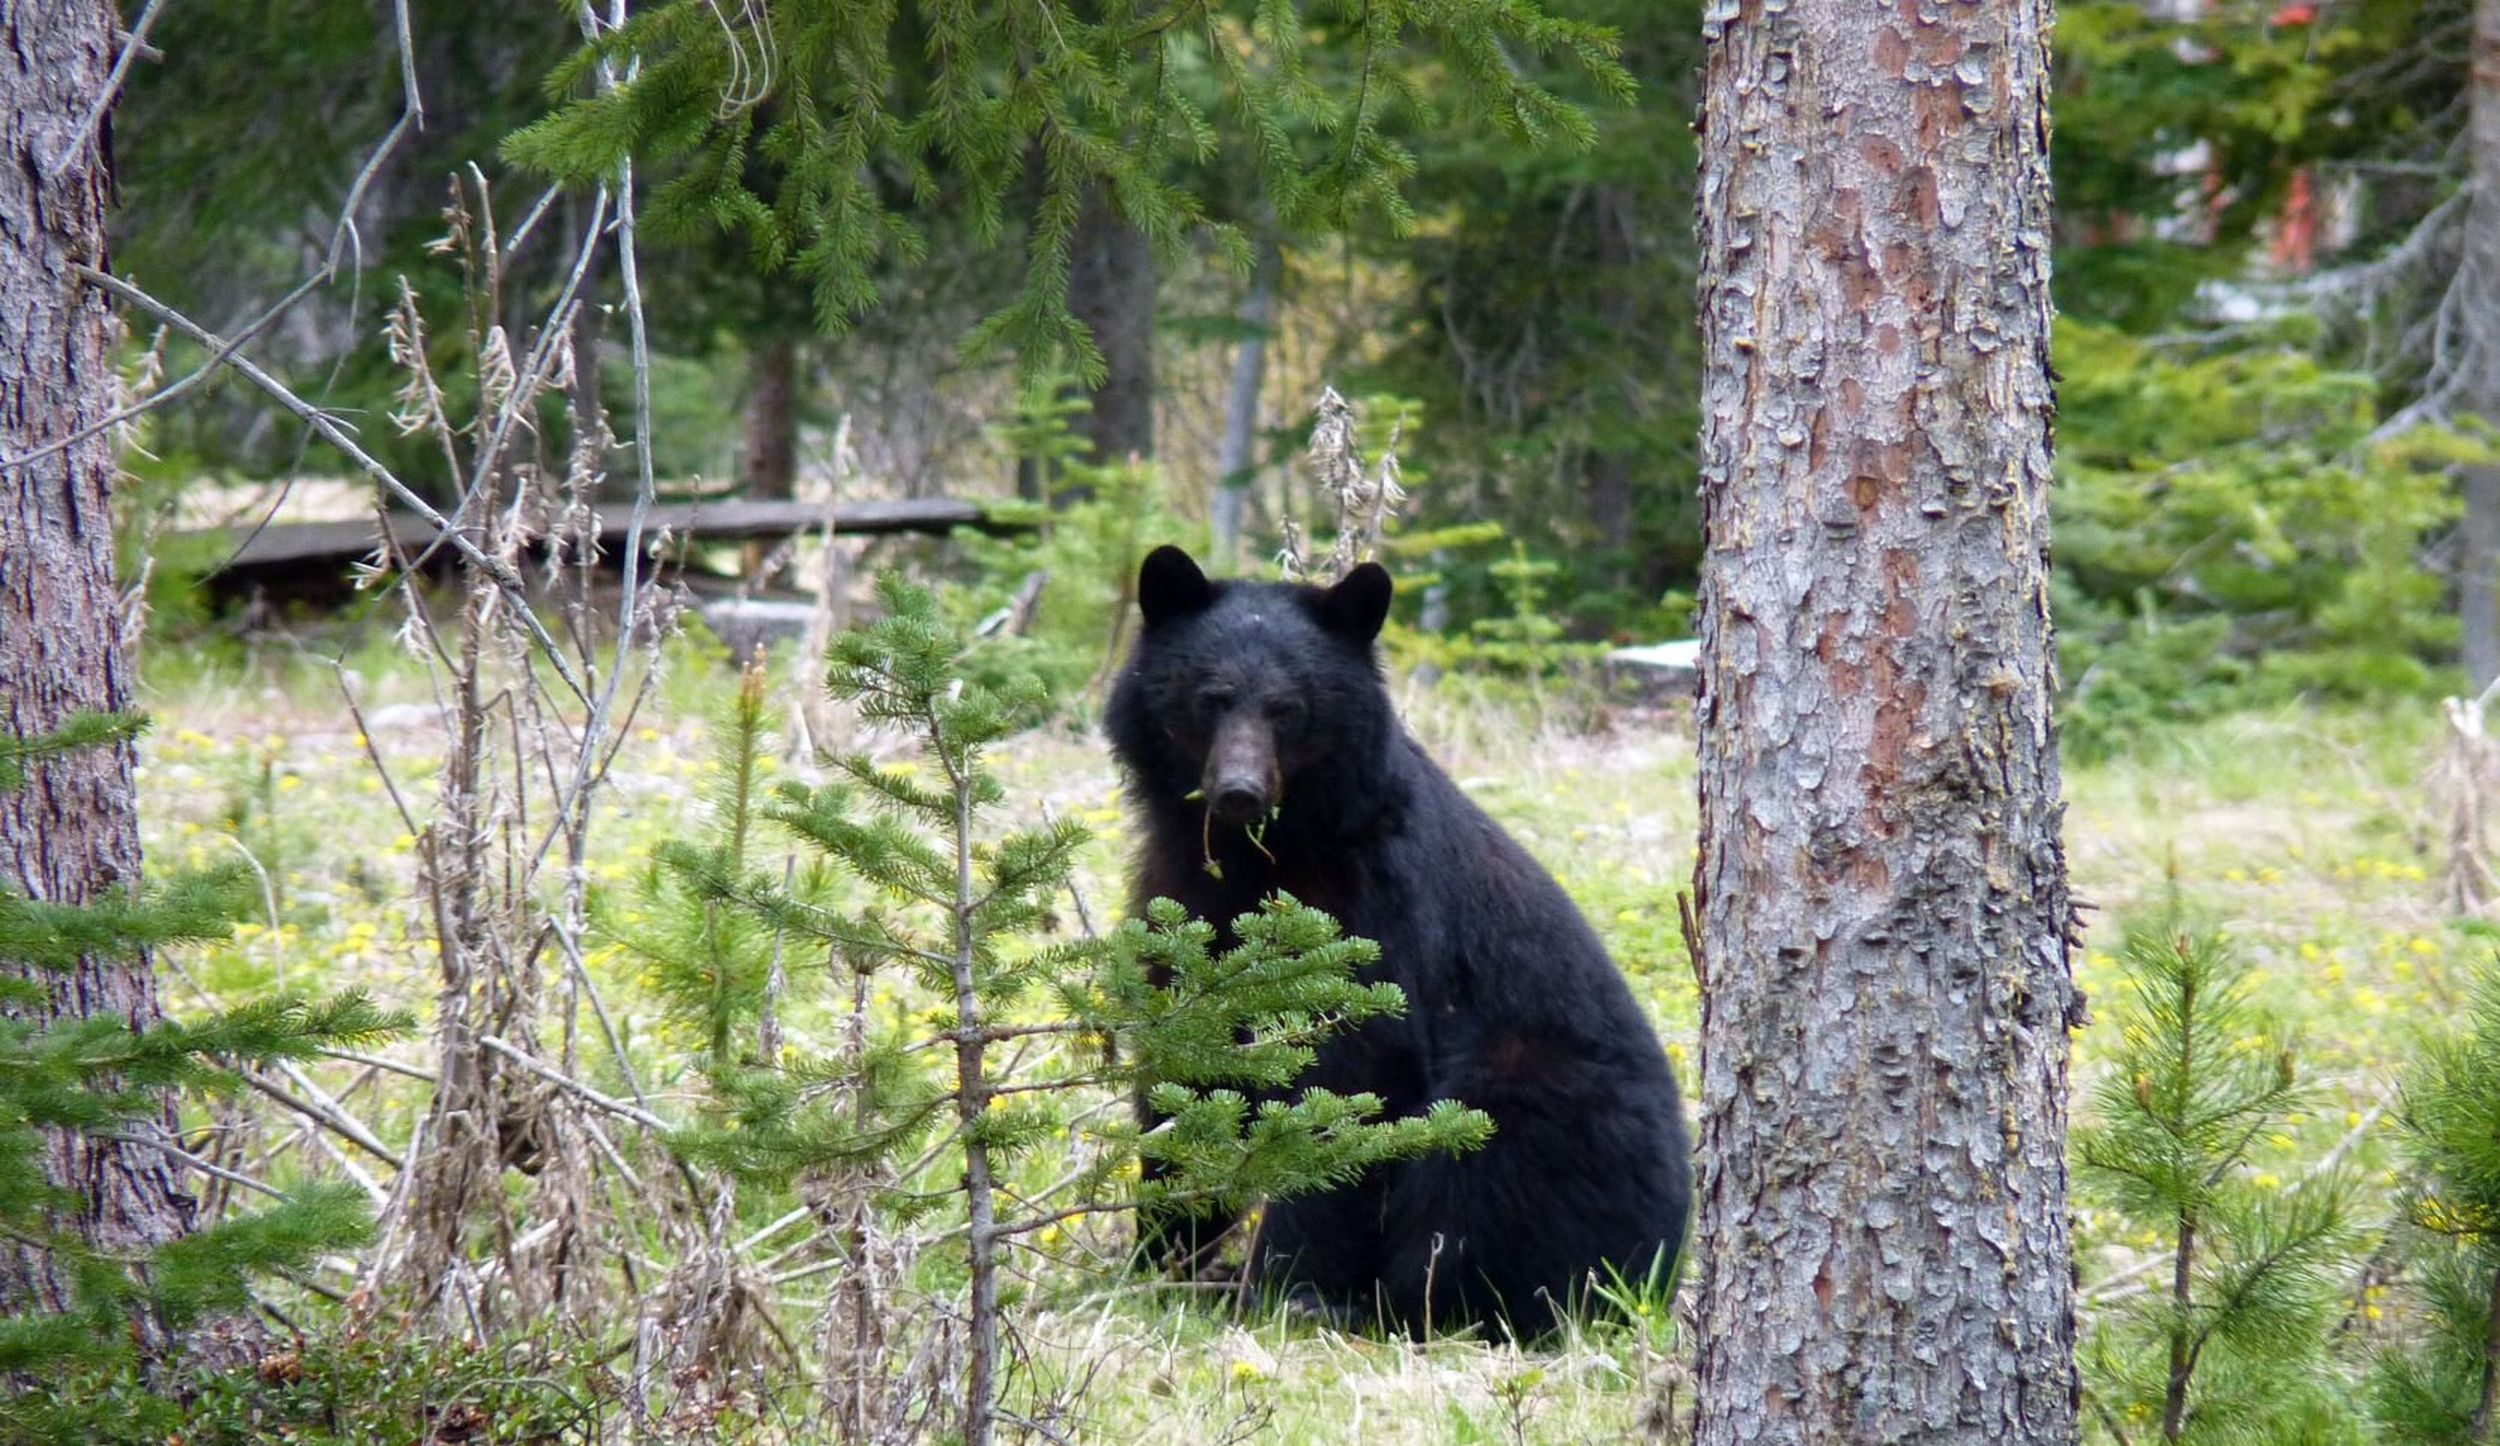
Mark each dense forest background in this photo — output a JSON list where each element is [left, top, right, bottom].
[[110, 0, 2493, 747]]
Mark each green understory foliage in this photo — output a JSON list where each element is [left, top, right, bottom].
[[2045, 0, 2491, 752], [946, 385, 1637, 724], [1395, 540, 1583, 676], [33, 1326, 625, 1446], [2074, 922, 2369, 1446], [607, 576, 1489, 1441], [0, 716, 404, 1445], [2052, 319, 2479, 759], [2371, 956, 2500, 1444]]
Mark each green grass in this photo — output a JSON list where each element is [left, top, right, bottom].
[[121, 645, 2475, 1442]]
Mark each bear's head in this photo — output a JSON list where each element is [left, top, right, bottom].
[[1106, 545, 1396, 833]]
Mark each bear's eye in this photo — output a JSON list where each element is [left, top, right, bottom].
[[1194, 686, 1235, 722], [1266, 696, 1307, 731]]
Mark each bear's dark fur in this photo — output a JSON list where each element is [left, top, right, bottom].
[[1105, 545, 1691, 1338]]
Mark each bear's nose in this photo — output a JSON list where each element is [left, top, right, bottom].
[[1209, 780, 1269, 827]]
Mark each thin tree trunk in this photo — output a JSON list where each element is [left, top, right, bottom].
[[1067, 182, 1156, 488], [2161, 965, 2202, 1443], [947, 783, 1000, 1446], [2161, 1215, 2198, 1441], [2463, 0, 2500, 685], [2474, 1247, 2500, 1442], [2468, 0, 2500, 402], [1689, 2, 2081, 1442], [0, 0, 200, 1344], [565, 188, 606, 488], [2465, 467, 2500, 691], [742, 336, 799, 500], [373, 340, 536, 1323], [381, 490, 506, 1323], [1585, 449, 1635, 566], [1211, 237, 1280, 567]]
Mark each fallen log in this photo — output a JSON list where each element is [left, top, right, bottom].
[[177, 497, 1028, 602]]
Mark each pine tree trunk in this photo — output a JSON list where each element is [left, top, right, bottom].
[[2160, 1215, 2198, 1441], [2475, 1244, 2500, 1442], [1689, 3, 2081, 1442], [2462, 468, 2500, 692], [0, 0, 200, 1343], [2463, 0, 2500, 688], [741, 336, 799, 500], [948, 787, 1001, 1446], [1068, 182, 1156, 477], [1210, 237, 1279, 567]]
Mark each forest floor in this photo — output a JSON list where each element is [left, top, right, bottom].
[[132, 633, 2464, 1443]]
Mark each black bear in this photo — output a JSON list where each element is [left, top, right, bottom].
[[1105, 544, 1691, 1338]]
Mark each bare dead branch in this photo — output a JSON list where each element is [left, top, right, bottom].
[[52, 0, 169, 173], [69, 266, 588, 700], [238, 1069, 404, 1170], [100, 1128, 289, 1203], [478, 1034, 673, 1133]]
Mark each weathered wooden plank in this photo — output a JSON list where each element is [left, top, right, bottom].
[[178, 497, 1020, 579]]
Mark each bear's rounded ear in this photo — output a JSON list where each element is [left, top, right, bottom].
[[1317, 561, 1393, 643], [1137, 545, 1214, 629]]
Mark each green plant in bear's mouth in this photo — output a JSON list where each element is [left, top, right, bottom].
[[1186, 790, 1283, 879], [1246, 808, 1281, 866]]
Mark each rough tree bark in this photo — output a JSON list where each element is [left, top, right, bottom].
[[1689, 1, 2082, 1442], [2461, 0, 2500, 689], [0, 0, 201, 1339], [1067, 182, 1156, 471]]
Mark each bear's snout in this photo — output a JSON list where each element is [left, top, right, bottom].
[[1204, 713, 1277, 826], [1210, 781, 1268, 826]]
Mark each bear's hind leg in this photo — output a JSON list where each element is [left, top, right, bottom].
[[1245, 1176, 1391, 1329], [1375, 1090, 1687, 1340]]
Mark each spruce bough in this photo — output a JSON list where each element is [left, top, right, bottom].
[[506, 0, 1633, 366], [1, 716, 404, 1433]]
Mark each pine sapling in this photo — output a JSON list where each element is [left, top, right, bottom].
[[2373, 955, 2500, 1443], [2075, 925, 2365, 1445]]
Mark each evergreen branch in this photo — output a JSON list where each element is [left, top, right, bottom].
[[667, 852, 957, 970], [0, 712, 145, 793], [2186, 1184, 2358, 1370], [0, 865, 247, 971]]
